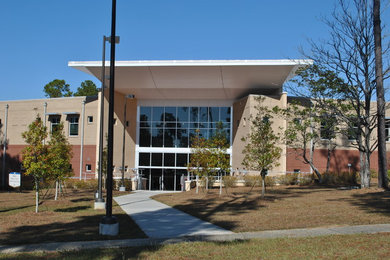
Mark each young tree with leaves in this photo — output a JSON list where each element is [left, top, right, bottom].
[[209, 122, 231, 195], [48, 123, 73, 200], [188, 123, 231, 192], [43, 79, 72, 98], [21, 116, 50, 213], [242, 97, 282, 198], [188, 129, 213, 191]]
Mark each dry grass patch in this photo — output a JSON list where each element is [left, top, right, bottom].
[[0, 189, 146, 245], [153, 185, 390, 232]]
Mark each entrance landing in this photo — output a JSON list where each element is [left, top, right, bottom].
[[114, 191, 233, 238]]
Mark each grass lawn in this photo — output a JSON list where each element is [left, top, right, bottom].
[[0, 188, 146, 245], [1, 233, 390, 259], [153, 185, 390, 232]]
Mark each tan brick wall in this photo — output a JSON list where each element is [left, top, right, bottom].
[[232, 94, 287, 176]]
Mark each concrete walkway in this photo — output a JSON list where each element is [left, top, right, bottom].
[[1, 224, 390, 253], [113, 190, 233, 238]]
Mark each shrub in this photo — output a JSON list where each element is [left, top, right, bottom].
[[243, 175, 260, 187], [265, 176, 276, 187], [64, 179, 98, 190], [298, 174, 313, 185], [113, 179, 133, 190], [321, 171, 358, 186], [223, 176, 237, 189], [276, 173, 298, 185]]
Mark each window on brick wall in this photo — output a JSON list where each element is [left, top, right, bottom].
[[385, 119, 390, 142]]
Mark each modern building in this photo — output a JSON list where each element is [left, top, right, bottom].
[[1, 59, 388, 190]]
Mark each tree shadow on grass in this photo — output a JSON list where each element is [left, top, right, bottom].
[[0, 212, 147, 246], [54, 206, 91, 212], [157, 185, 343, 231], [342, 190, 390, 216], [70, 198, 93, 203], [0, 205, 35, 213]]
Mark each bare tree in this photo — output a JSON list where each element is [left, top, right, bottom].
[[292, 0, 390, 188], [373, 0, 388, 189]]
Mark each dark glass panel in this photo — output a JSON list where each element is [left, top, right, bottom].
[[151, 128, 163, 147], [164, 128, 176, 147], [140, 107, 151, 122], [139, 153, 150, 166], [165, 122, 176, 128], [224, 129, 231, 144], [164, 153, 175, 167], [220, 107, 231, 122], [164, 107, 176, 122], [177, 129, 188, 147], [199, 122, 208, 128], [190, 122, 199, 128], [208, 128, 215, 140], [199, 129, 208, 140], [190, 107, 198, 122], [151, 153, 163, 166], [177, 122, 189, 129], [140, 122, 151, 127], [176, 153, 188, 167], [177, 107, 189, 123], [199, 107, 208, 122], [152, 107, 164, 121], [152, 122, 164, 128], [209, 107, 219, 123], [139, 128, 151, 147], [138, 168, 150, 178]]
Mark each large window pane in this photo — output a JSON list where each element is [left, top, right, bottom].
[[140, 128, 151, 147], [151, 153, 163, 166], [140, 107, 151, 122], [152, 128, 163, 147], [164, 153, 175, 167], [199, 107, 208, 122], [177, 129, 188, 147], [220, 107, 231, 122], [176, 153, 188, 167], [152, 107, 164, 122], [69, 117, 79, 136], [177, 107, 189, 123], [190, 107, 198, 122], [164, 107, 176, 122], [164, 128, 176, 147], [139, 153, 150, 166], [209, 107, 219, 122]]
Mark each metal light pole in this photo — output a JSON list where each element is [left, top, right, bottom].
[[100, 0, 119, 236], [95, 35, 109, 209], [119, 94, 135, 192], [79, 99, 86, 180]]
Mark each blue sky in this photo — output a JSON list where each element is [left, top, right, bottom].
[[0, 0, 387, 100]]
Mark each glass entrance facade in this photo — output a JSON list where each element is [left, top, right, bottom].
[[137, 105, 232, 190]]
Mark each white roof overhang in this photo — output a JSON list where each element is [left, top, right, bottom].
[[68, 59, 312, 100]]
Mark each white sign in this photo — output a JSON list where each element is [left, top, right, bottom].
[[9, 172, 21, 188]]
